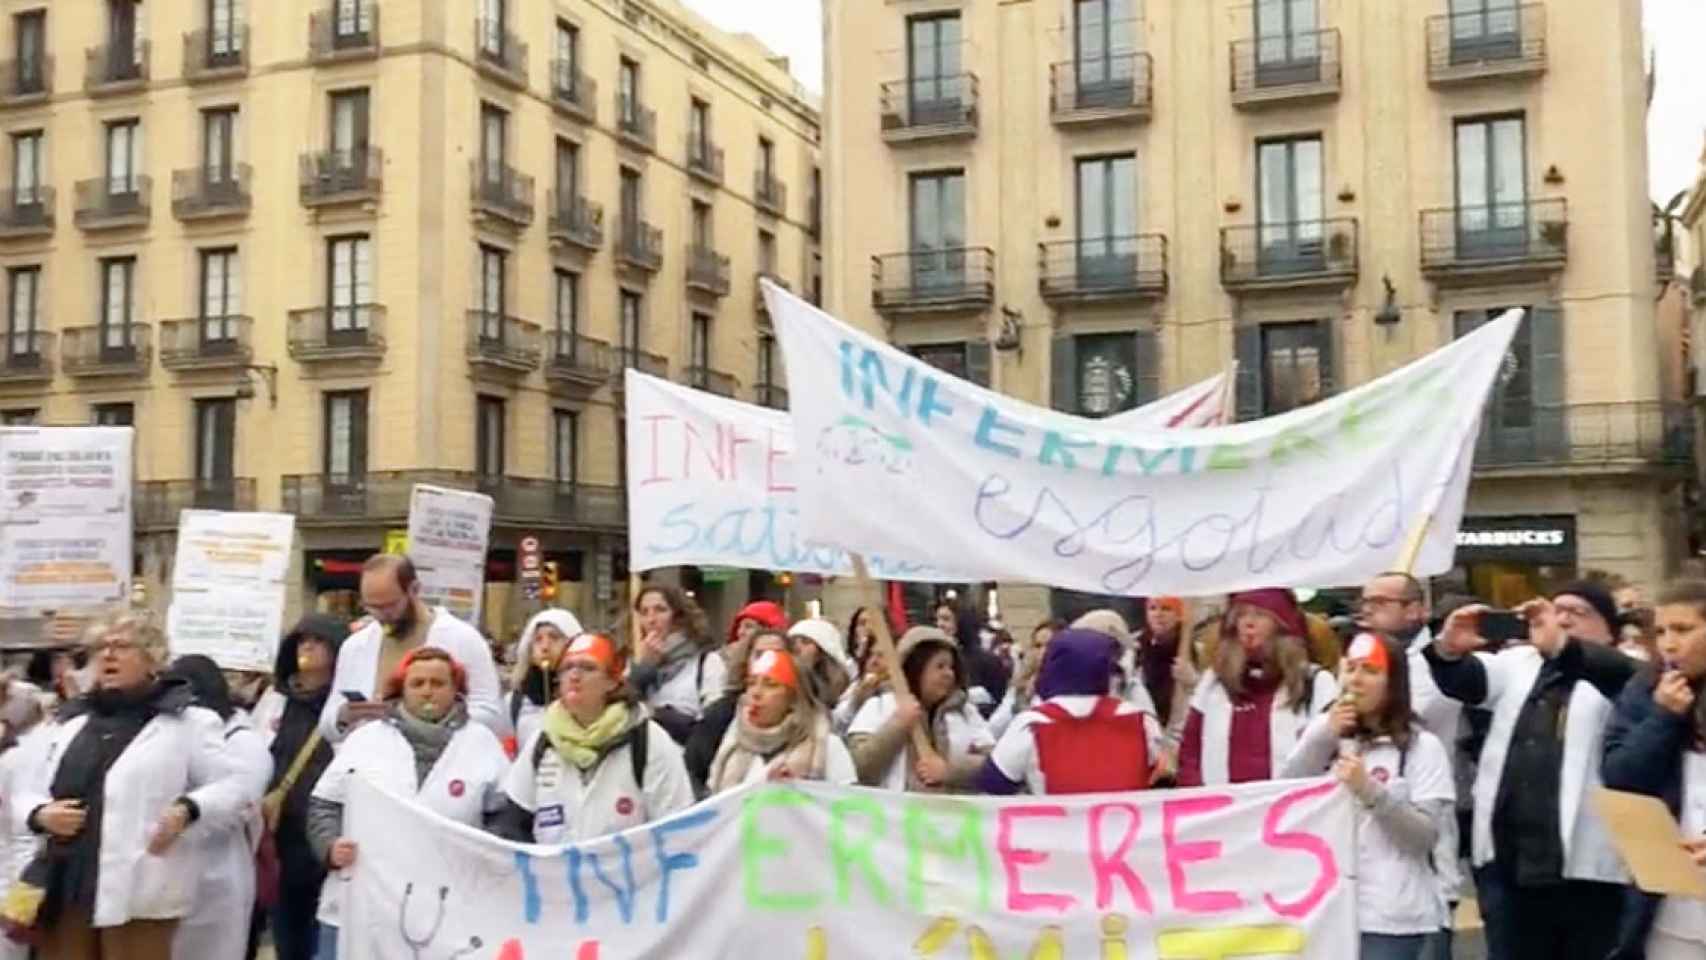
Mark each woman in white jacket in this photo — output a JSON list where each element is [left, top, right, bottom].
[[493, 633, 695, 844], [706, 647, 856, 794], [306, 646, 508, 960], [504, 609, 583, 748], [847, 627, 994, 793], [13, 612, 250, 960]]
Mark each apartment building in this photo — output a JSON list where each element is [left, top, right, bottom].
[[0, 0, 821, 633], [823, 0, 1681, 623]]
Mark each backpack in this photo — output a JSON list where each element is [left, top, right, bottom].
[[532, 721, 649, 792], [1032, 697, 1149, 794]]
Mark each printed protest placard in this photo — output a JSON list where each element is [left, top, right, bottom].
[[340, 776, 1355, 958], [406, 485, 493, 624], [0, 426, 133, 611], [769, 281, 1515, 596], [624, 369, 1235, 578], [167, 510, 295, 672]]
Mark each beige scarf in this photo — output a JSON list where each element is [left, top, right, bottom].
[[905, 689, 969, 793], [707, 701, 829, 792]]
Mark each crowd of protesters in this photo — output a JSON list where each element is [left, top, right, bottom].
[[0, 550, 1700, 959]]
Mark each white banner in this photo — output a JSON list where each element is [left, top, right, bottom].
[[770, 282, 1516, 596], [0, 427, 133, 611], [406, 485, 493, 624], [341, 776, 1355, 958], [625, 369, 1234, 578], [167, 511, 295, 672]]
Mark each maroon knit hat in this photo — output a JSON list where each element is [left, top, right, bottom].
[[1228, 588, 1307, 638]]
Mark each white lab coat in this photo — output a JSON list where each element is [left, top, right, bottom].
[[311, 716, 508, 928], [1185, 668, 1339, 785], [0, 725, 50, 960], [504, 719, 695, 844], [14, 704, 249, 928], [172, 714, 272, 960], [1406, 627, 1465, 905], [318, 609, 503, 742]]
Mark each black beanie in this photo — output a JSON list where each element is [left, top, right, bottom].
[[1552, 581, 1621, 637]]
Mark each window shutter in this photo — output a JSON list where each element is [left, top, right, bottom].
[[1315, 318, 1336, 398], [1529, 305, 1565, 460], [1051, 332, 1077, 412], [1234, 324, 1263, 421], [1133, 328, 1161, 404], [964, 339, 992, 389]]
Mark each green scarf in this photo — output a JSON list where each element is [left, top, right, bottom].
[[543, 701, 632, 771]]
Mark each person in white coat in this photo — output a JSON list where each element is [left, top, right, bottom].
[[12, 612, 251, 960], [1423, 586, 1640, 960], [164, 656, 272, 960], [0, 684, 46, 960], [306, 647, 508, 960], [847, 627, 994, 793], [706, 647, 856, 794], [492, 633, 695, 844], [503, 609, 583, 748], [319, 554, 502, 743]]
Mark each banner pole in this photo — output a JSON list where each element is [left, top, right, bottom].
[[1395, 512, 1436, 575], [849, 554, 941, 766], [629, 572, 644, 651]]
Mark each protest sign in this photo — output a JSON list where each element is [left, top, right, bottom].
[[0, 426, 133, 611], [406, 484, 493, 624], [768, 281, 1515, 596], [625, 368, 1234, 578], [167, 510, 295, 672], [340, 776, 1355, 958]]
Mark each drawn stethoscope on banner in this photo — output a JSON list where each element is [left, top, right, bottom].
[[399, 882, 485, 960]]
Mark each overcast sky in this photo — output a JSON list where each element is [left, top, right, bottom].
[[683, 0, 1706, 204]]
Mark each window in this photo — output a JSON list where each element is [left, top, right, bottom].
[[0, 409, 36, 425], [758, 136, 775, 180], [619, 58, 639, 123], [809, 167, 822, 236], [199, 248, 240, 344], [692, 201, 712, 247], [1455, 306, 1562, 459], [1260, 321, 1330, 415], [619, 290, 641, 356], [100, 257, 136, 352], [202, 107, 237, 182], [478, 245, 506, 335], [1075, 0, 1135, 98], [92, 402, 133, 427], [480, 103, 507, 181], [1455, 116, 1527, 256], [553, 410, 579, 486], [478, 0, 505, 57], [1075, 154, 1137, 278], [908, 170, 966, 289], [554, 138, 578, 197], [333, 0, 373, 43], [1256, 136, 1324, 270], [6, 266, 38, 358], [758, 230, 776, 274], [757, 334, 776, 385], [1456, 306, 1532, 430], [327, 234, 373, 335], [1254, 0, 1320, 82], [329, 89, 370, 166], [323, 390, 368, 479], [690, 313, 711, 371], [553, 269, 578, 336], [554, 20, 580, 92], [908, 341, 992, 388], [906, 14, 963, 120], [208, 0, 239, 57], [194, 397, 236, 494], [14, 11, 45, 93], [107, 0, 139, 74], [619, 167, 642, 229], [11, 131, 41, 203], [476, 396, 506, 478], [689, 100, 711, 163], [105, 119, 141, 194]]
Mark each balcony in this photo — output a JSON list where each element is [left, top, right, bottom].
[[616, 219, 663, 273], [474, 19, 528, 90], [1419, 199, 1566, 286], [687, 139, 724, 185], [0, 332, 53, 385], [172, 165, 251, 221], [616, 95, 657, 153], [686, 365, 738, 398], [686, 245, 731, 297], [300, 148, 383, 207], [755, 172, 787, 218], [550, 61, 596, 122], [84, 41, 148, 96], [470, 161, 534, 227], [1219, 219, 1358, 292], [754, 382, 789, 410], [282, 471, 624, 530], [287, 305, 386, 368], [465, 310, 542, 378], [872, 248, 996, 315], [136, 479, 256, 530], [1039, 235, 1169, 304], [1473, 402, 1693, 474], [1230, 29, 1341, 109], [1050, 54, 1154, 127], [0, 56, 52, 105], [880, 74, 979, 144], [309, 6, 381, 63], [61, 324, 151, 379], [158, 317, 254, 372], [548, 193, 603, 253], [183, 28, 247, 82], [1428, 5, 1546, 87], [612, 347, 668, 394], [73, 177, 150, 231], [546, 332, 612, 398], [0, 187, 54, 238]]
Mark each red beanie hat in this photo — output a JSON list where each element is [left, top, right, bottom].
[[1229, 588, 1307, 638], [727, 600, 788, 645]]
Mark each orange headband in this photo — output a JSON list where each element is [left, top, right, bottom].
[[1345, 633, 1392, 673], [748, 649, 799, 691], [559, 633, 623, 678], [1152, 597, 1185, 615], [382, 648, 468, 700]]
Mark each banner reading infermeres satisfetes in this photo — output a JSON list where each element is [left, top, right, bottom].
[[339, 776, 1355, 958], [624, 369, 1234, 578], [767, 281, 1514, 597], [0, 426, 133, 611]]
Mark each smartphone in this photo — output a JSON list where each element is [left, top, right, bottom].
[[342, 690, 367, 703], [1477, 610, 1528, 645]]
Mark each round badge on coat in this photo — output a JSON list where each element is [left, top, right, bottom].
[[449, 779, 466, 798], [615, 796, 635, 816], [1371, 768, 1390, 784]]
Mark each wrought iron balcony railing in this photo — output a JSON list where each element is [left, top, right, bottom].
[[183, 27, 247, 81], [85, 40, 148, 95], [136, 479, 255, 528], [0, 186, 54, 236], [61, 323, 152, 377], [0, 330, 53, 383], [880, 73, 979, 142], [1219, 218, 1359, 289], [1419, 198, 1567, 280], [1231, 29, 1341, 107], [1473, 402, 1693, 471], [617, 219, 663, 272], [550, 61, 596, 121], [287, 305, 387, 364], [1049, 53, 1154, 124], [309, 4, 381, 62], [474, 18, 528, 89], [1039, 235, 1169, 302], [1427, 5, 1546, 86], [300, 148, 383, 206], [74, 176, 150, 229], [548, 192, 603, 251], [470, 161, 534, 226], [871, 247, 996, 314], [172, 165, 251, 220]]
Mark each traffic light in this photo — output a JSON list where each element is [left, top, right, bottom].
[[541, 561, 560, 602]]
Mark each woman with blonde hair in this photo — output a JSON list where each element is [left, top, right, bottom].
[[706, 646, 855, 793]]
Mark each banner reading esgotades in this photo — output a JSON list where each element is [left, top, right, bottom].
[[338, 777, 1354, 958], [624, 370, 1234, 579], [767, 282, 1516, 596]]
